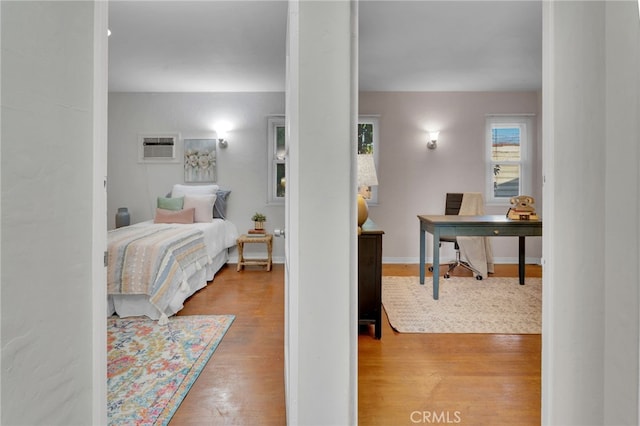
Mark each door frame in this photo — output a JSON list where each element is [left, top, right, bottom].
[[92, 1, 109, 424]]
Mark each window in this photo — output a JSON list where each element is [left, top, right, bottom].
[[267, 115, 379, 204], [267, 116, 286, 204], [485, 115, 533, 205], [358, 116, 380, 204]]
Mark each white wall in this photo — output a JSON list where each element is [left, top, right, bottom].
[[1, 1, 97, 424], [109, 90, 542, 265], [107, 92, 286, 259], [542, 1, 640, 424], [360, 91, 542, 263]]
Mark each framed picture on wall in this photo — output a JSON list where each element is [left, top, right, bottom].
[[184, 139, 217, 183]]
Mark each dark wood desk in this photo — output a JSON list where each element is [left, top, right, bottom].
[[418, 215, 542, 300]]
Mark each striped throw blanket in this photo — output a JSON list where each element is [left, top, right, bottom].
[[108, 225, 210, 323]]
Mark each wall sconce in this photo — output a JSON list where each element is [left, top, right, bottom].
[[214, 122, 231, 149], [427, 131, 440, 150]]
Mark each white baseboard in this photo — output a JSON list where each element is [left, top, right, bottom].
[[382, 256, 542, 265], [228, 254, 285, 264], [228, 254, 541, 266]]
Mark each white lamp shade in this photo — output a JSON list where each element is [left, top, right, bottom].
[[429, 131, 440, 141], [357, 154, 378, 187]]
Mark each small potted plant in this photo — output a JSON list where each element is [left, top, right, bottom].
[[251, 212, 267, 230]]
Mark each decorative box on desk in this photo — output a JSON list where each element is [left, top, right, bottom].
[[359, 219, 384, 339]]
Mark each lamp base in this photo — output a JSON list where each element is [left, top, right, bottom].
[[357, 194, 368, 232]]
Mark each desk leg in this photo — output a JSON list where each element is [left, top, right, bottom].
[[519, 236, 525, 285], [432, 229, 440, 300], [419, 227, 426, 284]]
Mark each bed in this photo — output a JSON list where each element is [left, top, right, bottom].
[[107, 184, 238, 323]]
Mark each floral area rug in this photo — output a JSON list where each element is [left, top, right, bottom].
[[382, 276, 541, 334], [108, 315, 234, 425]]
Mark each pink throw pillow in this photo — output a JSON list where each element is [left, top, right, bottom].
[[154, 208, 195, 224]]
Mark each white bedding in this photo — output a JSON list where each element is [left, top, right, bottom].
[[108, 219, 238, 322]]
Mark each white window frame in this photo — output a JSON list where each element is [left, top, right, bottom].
[[267, 116, 286, 205], [358, 115, 380, 204], [485, 115, 534, 206]]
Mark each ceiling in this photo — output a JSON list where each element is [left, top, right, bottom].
[[108, 1, 542, 93]]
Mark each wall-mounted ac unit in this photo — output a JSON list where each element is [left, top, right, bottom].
[[138, 134, 179, 163]]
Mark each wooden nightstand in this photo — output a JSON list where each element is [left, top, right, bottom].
[[236, 234, 273, 271], [359, 219, 384, 339]]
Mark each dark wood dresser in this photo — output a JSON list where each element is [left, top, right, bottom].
[[358, 219, 384, 339]]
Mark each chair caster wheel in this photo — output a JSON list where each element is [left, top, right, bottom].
[[428, 266, 433, 272], [476, 275, 483, 280], [444, 273, 450, 279]]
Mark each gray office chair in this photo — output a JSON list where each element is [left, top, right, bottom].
[[429, 193, 483, 280]]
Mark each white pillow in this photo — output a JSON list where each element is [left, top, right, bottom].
[[183, 194, 217, 223], [171, 184, 219, 199]]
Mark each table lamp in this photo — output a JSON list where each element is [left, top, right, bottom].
[[357, 154, 378, 230]]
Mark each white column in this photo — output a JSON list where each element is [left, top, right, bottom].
[[603, 1, 640, 424], [542, 1, 640, 424], [285, 1, 357, 424]]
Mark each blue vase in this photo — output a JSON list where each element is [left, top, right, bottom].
[[115, 207, 130, 228]]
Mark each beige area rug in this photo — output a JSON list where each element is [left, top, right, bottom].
[[382, 276, 542, 334]]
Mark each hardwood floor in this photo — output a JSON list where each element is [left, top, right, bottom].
[[169, 263, 541, 425], [360, 264, 542, 426], [172, 264, 286, 425]]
